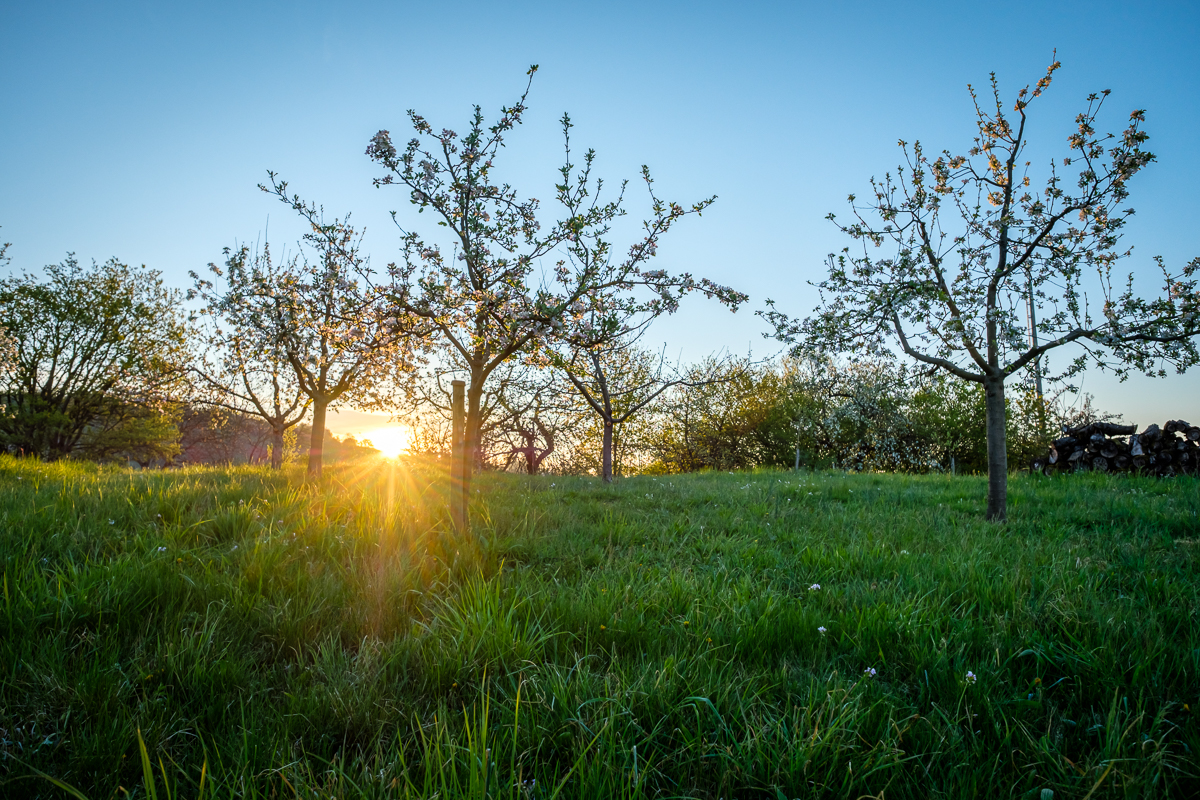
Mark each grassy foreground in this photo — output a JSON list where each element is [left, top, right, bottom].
[[0, 455, 1198, 799]]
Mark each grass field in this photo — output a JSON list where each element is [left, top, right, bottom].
[[1, 454, 1198, 799]]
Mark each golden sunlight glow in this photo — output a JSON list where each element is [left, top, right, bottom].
[[359, 426, 410, 459]]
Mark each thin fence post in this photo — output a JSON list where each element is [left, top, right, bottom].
[[794, 421, 801, 471]]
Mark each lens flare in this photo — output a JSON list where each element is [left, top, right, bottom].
[[360, 426, 410, 459]]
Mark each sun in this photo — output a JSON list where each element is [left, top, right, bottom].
[[360, 426, 410, 459]]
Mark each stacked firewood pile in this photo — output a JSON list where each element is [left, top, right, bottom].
[[1034, 420, 1200, 476]]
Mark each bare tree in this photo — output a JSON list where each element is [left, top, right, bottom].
[[562, 338, 730, 481], [487, 366, 583, 474], [0, 241, 15, 379], [175, 406, 274, 466], [762, 60, 1200, 521]]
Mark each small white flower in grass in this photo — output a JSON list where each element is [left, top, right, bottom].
[[965, 671, 977, 685], [818, 626, 827, 635], [863, 667, 877, 678], [809, 583, 821, 591], [108, 519, 115, 525], [157, 547, 166, 553], [231, 544, 238, 551]]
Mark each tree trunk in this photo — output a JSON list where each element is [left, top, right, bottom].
[[308, 399, 327, 480], [270, 425, 284, 469], [602, 418, 614, 483], [528, 427, 553, 475], [460, 381, 485, 528], [983, 375, 1007, 522]]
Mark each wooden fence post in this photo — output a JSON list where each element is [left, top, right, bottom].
[[451, 379, 466, 530]]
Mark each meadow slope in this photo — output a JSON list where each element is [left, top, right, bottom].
[[1, 455, 1198, 798]]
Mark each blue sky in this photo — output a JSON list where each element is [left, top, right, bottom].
[[2, 0, 1198, 433]]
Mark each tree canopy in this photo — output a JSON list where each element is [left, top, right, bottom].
[[0, 256, 190, 460]]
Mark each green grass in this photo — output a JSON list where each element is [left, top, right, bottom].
[[1, 454, 1198, 798]]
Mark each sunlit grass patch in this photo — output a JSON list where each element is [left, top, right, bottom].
[[1, 456, 1198, 797]]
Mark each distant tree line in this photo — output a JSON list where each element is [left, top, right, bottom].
[[400, 351, 1115, 478], [0, 244, 1095, 476], [0, 252, 190, 464], [2, 61, 1198, 526], [0, 251, 1120, 475]]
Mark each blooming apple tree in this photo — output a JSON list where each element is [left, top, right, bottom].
[[364, 67, 744, 518], [194, 184, 421, 479], [188, 242, 310, 469], [761, 60, 1200, 521]]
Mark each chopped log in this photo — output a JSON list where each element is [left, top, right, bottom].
[[1063, 421, 1137, 437], [1039, 418, 1200, 478]]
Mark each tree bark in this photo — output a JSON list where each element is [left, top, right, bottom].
[[270, 425, 284, 469], [984, 375, 1007, 522], [528, 422, 553, 474], [307, 399, 327, 480], [460, 380, 485, 528], [602, 418, 614, 483]]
